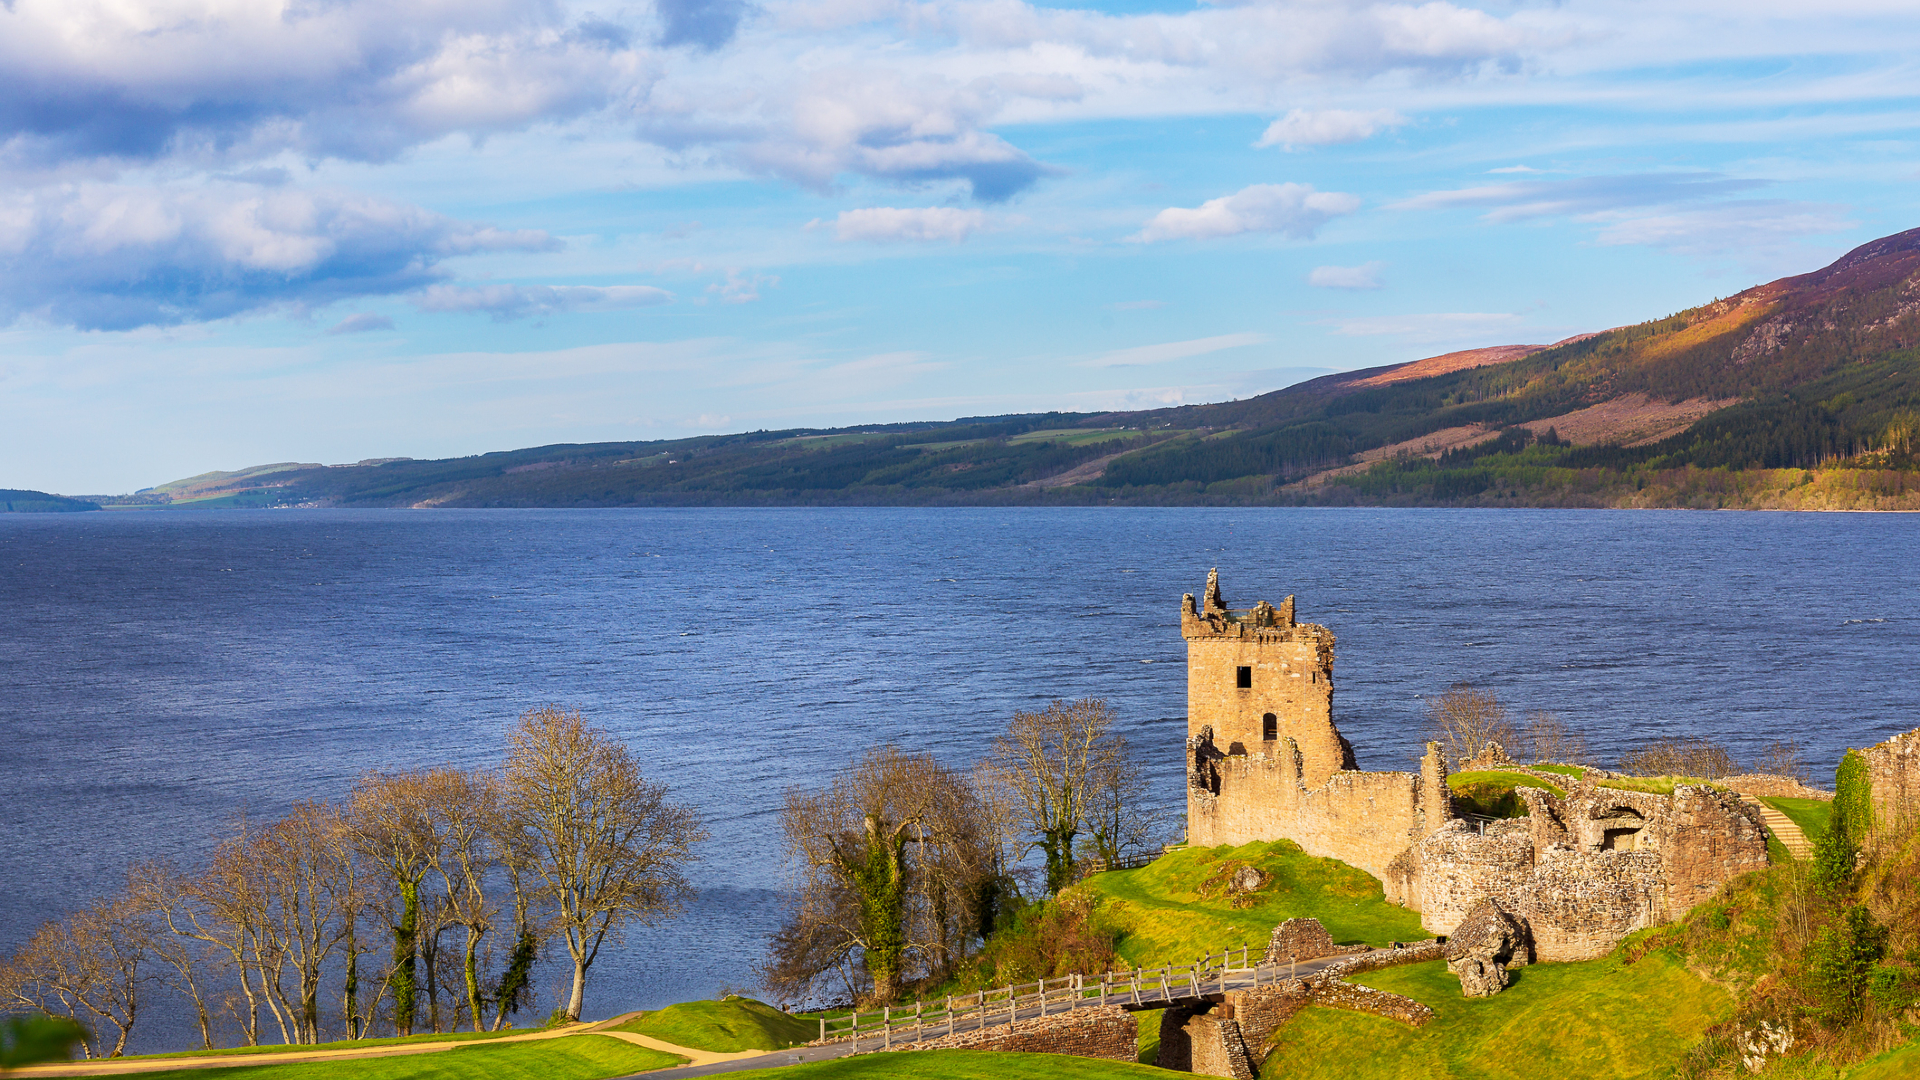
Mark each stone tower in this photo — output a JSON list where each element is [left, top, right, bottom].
[[1181, 569, 1355, 787]]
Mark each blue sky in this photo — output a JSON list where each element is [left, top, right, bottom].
[[4, 0, 1918, 492]]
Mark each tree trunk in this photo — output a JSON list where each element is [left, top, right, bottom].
[[463, 927, 485, 1033], [391, 880, 420, 1036], [566, 955, 589, 1022]]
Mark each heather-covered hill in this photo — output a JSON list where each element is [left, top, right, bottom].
[[84, 228, 1920, 510]]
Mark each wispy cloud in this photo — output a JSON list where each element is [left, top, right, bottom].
[[1079, 332, 1268, 368], [326, 313, 395, 335], [1133, 184, 1360, 242], [1396, 172, 1769, 223], [1256, 109, 1407, 150], [827, 207, 991, 243], [412, 284, 674, 321], [1309, 262, 1386, 289]]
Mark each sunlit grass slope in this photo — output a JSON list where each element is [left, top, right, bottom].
[[1079, 841, 1427, 966], [1760, 796, 1833, 839], [613, 996, 817, 1051], [70, 1035, 684, 1080], [1261, 955, 1730, 1080], [134, 1028, 524, 1060]]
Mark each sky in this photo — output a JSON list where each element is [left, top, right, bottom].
[[5, 0, 1920, 494]]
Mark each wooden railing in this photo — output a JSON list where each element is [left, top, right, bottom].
[[815, 943, 1292, 1048]]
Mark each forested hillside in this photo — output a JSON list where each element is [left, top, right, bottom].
[[86, 228, 1920, 510]]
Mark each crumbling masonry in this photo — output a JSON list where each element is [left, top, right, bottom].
[[1182, 571, 1769, 959]]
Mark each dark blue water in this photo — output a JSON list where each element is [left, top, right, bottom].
[[1, 508, 1914, 1048]]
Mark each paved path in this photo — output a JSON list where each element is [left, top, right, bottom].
[[15, 1015, 714, 1077], [1744, 797, 1813, 858]]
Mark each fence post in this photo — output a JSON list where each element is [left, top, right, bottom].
[[819, 1016, 825, 1042], [884, 1006, 891, 1050], [946, 995, 953, 1038]]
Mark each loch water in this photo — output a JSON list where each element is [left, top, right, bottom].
[[1, 507, 1915, 1049]]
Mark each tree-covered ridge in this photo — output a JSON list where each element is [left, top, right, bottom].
[[0, 489, 99, 513]]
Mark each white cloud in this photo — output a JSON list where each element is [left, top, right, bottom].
[[1080, 332, 1268, 368], [1256, 109, 1407, 150], [1133, 183, 1360, 242], [709, 270, 779, 303], [0, 0, 649, 168], [1309, 262, 1386, 289], [830, 207, 990, 243], [0, 183, 556, 330], [412, 284, 674, 320]]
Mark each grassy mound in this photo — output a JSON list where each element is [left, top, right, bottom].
[[1078, 840, 1427, 966], [1447, 771, 1565, 818], [1261, 954, 1731, 1080], [612, 996, 818, 1052], [79, 1034, 686, 1080], [746, 1048, 1173, 1078], [1760, 796, 1832, 839]]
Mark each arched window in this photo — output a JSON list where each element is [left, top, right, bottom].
[[1263, 713, 1277, 740]]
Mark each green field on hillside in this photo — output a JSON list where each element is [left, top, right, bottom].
[[613, 996, 818, 1052], [1261, 954, 1731, 1080], [67, 1035, 684, 1080], [1079, 840, 1427, 966]]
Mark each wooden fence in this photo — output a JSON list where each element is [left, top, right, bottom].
[[816, 943, 1295, 1048]]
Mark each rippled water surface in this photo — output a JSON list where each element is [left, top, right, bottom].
[[2, 507, 1914, 1048]]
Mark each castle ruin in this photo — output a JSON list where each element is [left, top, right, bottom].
[[1181, 571, 1769, 959]]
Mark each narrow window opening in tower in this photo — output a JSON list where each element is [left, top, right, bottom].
[[1263, 713, 1277, 740], [1236, 666, 1252, 689]]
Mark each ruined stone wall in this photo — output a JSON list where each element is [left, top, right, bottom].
[[1867, 727, 1920, 834], [1187, 737, 1449, 883], [888, 1005, 1137, 1062], [1660, 786, 1770, 914], [1407, 784, 1765, 960], [1721, 774, 1834, 801]]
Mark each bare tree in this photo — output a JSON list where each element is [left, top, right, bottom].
[[0, 898, 150, 1058], [502, 706, 705, 1022], [1619, 736, 1738, 779], [766, 746, 984, 1007], [1425, 684, 1516, 767], [125, 863, 219, 1051], [1077, 747, 1165, 871], [422, 769, 504, 1033], [349, 771, 441, 1036], [1520, 710, 1590, 767], [988, 698, 1129, 894], [252, 802, 357, 1043], [1753, 740, 1810, 784]]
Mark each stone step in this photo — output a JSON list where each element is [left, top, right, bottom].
[[1743, 797, 1812, 857]]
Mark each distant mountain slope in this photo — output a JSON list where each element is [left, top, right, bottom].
[[97, 228, 1920, 510], [1, 489, 100, 512]]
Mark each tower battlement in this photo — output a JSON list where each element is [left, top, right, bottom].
[[1180, 569, 1346, 779]]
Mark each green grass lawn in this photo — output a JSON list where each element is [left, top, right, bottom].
[[1445, 771, 1566, 796], [133, 1028, 527, 1060], [1524, 764, 1587, 778], [1761, 796, 1833, 839], [1260, 954, 1731, 1080], [1078, 840, 1427, 967], [612, 996, 818, 1052], [1851, 1039, 1920, 1078], [70, 1035, 684, 1080], [736, 1048, 1175, 1079]]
